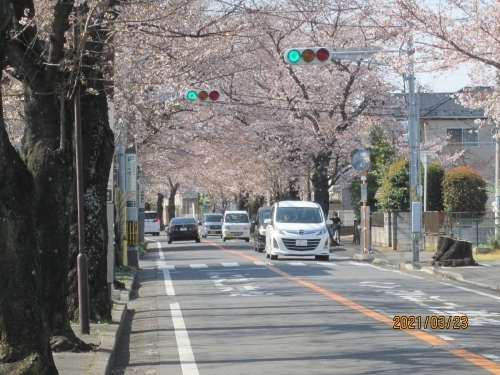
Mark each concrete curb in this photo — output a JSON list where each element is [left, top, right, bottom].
[[89, 272, 136, 375]]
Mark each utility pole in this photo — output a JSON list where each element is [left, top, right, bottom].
[[495, 123, 500, 236], [406, 37, 422, 262], [74, 3, 90, 335]]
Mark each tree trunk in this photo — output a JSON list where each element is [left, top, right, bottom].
[[168, 179, 180, 222], [311, 152, 332, 217], [287, 178, 301, 201], [22, 83, 91, 352], [0, 55, 58, 375], [431, 236, 477, 267], [157, 193, 165, 230], [67, 86, 114, 323], [66, 11, 115, 323]]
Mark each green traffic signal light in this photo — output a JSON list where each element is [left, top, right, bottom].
[[186, 90, 198, 101], [287, 49, 301, 63]]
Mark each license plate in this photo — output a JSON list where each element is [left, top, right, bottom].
[[233, 232, 243, 236], [210, 230, 216, 234], [180, 228, 187, 231], [296, 239, 307, 246], [226, 233, 233, 238]]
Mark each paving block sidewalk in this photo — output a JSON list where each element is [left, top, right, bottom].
[[53, 270, 136, 375]]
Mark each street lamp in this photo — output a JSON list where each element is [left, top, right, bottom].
[[420, 151, 435, 212]]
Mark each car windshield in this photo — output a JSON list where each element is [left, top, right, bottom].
[[205, 214, 223, 223], [170, 218, 196, 225], [259, 210, 271, 224], [225, 213, 249, 223], [145, 212, 158, 220], [276, 207, 323, 223]]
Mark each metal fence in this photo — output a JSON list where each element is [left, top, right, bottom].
[[441, 212, 497, 247]]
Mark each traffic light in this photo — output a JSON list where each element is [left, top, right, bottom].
[[185, 89, 221, 102], [284, 47, 332, 65]]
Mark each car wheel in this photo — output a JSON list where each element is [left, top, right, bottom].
[[168, 240, 172, 244], [196, 238, 201, 243], [266, 252, 270, 259], [270, 254, 278, 260], [223, 238, 226, 242], [258, 247, 264, 253], [155, 232, 160, 236]]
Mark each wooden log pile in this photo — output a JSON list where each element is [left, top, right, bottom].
[[431, 236, 478, 267]]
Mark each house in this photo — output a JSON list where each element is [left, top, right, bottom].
[[397, 87, 496, 206]]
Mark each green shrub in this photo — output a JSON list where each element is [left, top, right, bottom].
[[424, 161, 445, 211], [376, 159, 410, 211], [442, 166, 488, 212]]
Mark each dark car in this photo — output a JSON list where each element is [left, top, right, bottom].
[[167, 217, 201, 244], [252, 206, 272, 252]]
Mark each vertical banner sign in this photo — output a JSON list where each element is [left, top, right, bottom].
[[126, 154, 138, 220], [107, 102, 114, 203]]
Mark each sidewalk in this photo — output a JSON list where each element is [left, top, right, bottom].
[[340, 239, 500, 292], [52, 270, 136, 375]]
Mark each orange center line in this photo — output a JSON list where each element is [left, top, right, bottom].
[[211, 242, 500, 374]]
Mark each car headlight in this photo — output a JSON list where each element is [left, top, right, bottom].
[[317, 227, 327, 235]]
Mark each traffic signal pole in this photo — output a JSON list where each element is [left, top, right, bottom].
[[284, 44, 422, 261]]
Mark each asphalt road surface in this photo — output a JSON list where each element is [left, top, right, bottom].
[[111, 235, 500, 375]]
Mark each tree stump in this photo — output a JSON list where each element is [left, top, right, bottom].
[[431, 236, 477, 267]]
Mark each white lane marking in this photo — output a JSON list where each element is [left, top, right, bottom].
[[254, 262, 267, 266], [265, 262, 275, 265], [160, 268, 175, 296], [483, 354, 500, 361], [349, 261, 372, 266], [222, 263, 240, 267], [440, 282, 500, 301], [319, 262, 338, 266], [288, 262, 307, 266], [157, 241, 165, 260], [157, 264, 175, 270], [170, 302, 199, 374], [367, 264, 424, 279], [190, 264, 208, 268], [436, 335, 454, 341]]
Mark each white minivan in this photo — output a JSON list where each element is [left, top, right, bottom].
[[265, 201, 332, 261], [222, 211, 251, 242]]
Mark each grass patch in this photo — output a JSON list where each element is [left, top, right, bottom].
[[474, 249, 500, 261]]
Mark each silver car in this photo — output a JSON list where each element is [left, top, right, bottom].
[[199, 213, 223, 238]]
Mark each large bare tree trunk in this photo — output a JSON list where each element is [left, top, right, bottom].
[[312, 152, 332, 216], [0, 1, 57, 371], [67, 86, 114, 322]]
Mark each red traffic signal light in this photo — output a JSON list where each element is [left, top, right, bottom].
[[185, 89, 221, 102], [284, 47, 332, 65]]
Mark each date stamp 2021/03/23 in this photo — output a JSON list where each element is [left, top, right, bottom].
[[393, 315, 468, 329]]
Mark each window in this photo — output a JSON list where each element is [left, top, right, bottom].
[[447, 128, 478, 146]]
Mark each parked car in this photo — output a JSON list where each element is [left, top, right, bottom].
[[198, 213, 224, 238], [265, 201, 332, 261], [167, 217, 201, 244], [253, 206, 272, 252], [144, 210, 160, 236], [222, 211, 251, 242]]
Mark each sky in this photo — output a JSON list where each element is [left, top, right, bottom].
[[416, 64, 472, 93]]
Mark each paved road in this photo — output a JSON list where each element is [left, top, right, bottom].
[[111, 236, 500, 375]]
